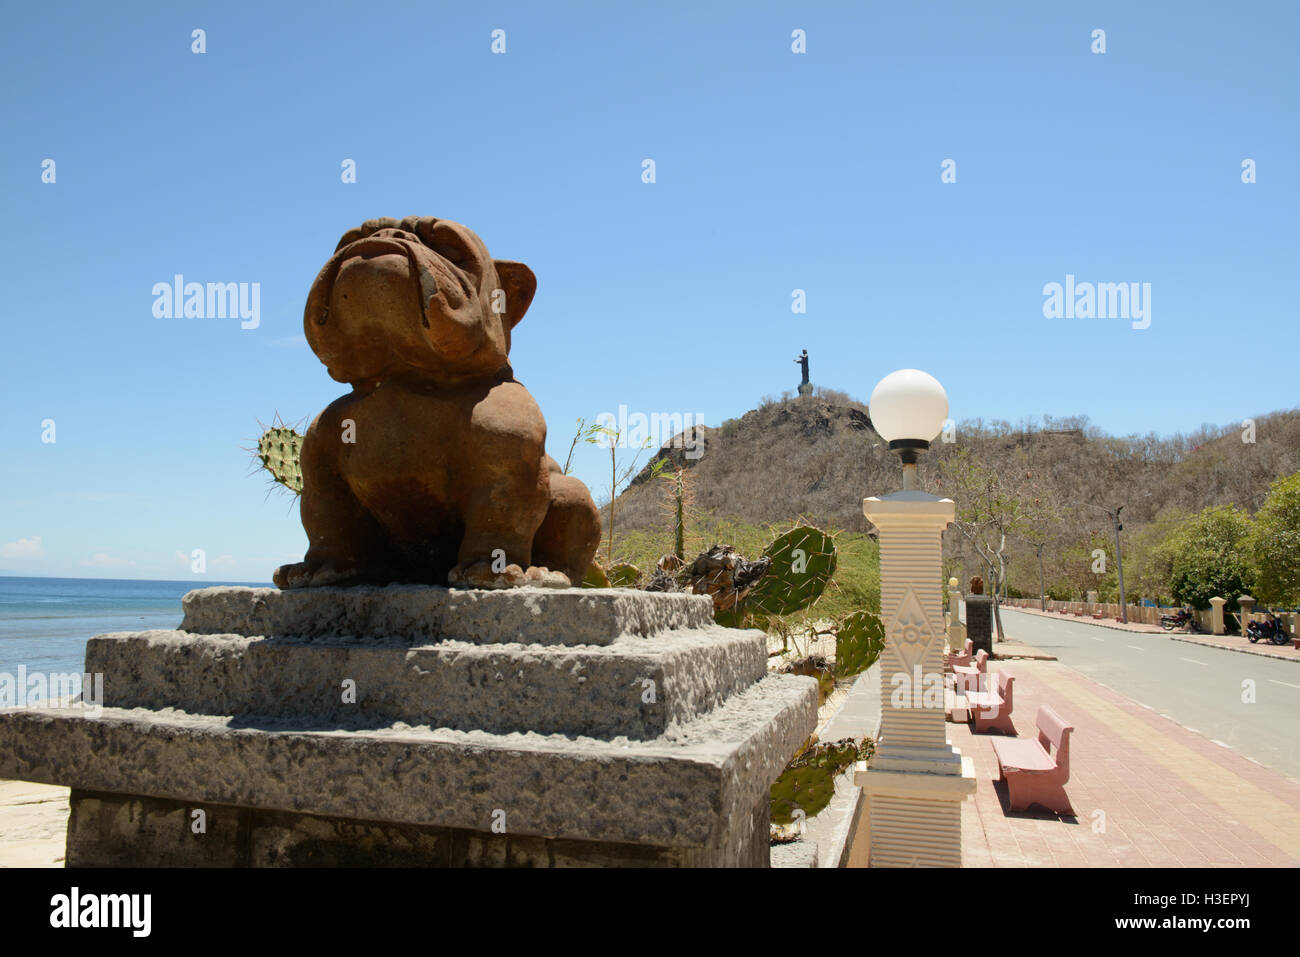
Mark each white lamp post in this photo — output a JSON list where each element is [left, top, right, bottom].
[[855, 369, 975, 867]]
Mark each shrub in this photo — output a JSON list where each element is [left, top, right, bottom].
[[1168, 505, 1256, 620], [1250, 472, 1300, 606]]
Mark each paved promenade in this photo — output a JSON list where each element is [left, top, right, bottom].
[[953, 658, 1300, 867]]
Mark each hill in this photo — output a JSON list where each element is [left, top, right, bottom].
[[604, 388, 1300, 601]]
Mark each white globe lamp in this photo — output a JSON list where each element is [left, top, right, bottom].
[[868, 369, 948, 490]]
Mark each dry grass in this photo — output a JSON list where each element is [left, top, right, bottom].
[[602, 391, 1300, 603]]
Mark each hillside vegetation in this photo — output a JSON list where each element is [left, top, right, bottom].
[[602, 388, 1300, 607]]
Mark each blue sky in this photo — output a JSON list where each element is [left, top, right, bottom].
[[1, 1, 1296, 582]]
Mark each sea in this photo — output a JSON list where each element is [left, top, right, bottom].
[[0, 575, 268, 688]]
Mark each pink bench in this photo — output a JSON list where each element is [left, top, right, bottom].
[[953, 649, 988, 692], [967, 670, 1015, 734], [991, 705, 1073, 814], [945, 638, 974, 673]]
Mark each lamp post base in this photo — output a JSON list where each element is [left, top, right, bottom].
[[855, 750, 976, 867]]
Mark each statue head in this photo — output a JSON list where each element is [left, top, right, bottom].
[[303, 216, 537, 386]]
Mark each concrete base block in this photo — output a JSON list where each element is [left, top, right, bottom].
[[179, 584, 712, 647], [854, 753, 976, 868], [66, 790, 772, 868], [0, 585, 817, 868], [82, 624, 768, 740], [3, 678, 811, 852]]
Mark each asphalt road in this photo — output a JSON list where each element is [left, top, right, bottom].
[[996, 606, 1300, 781]]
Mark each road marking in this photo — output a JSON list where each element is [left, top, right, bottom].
[[1268, 679, 1300, 690], [1088, 635, 1104, 642], [1178, 657, 1208, 666], [1127, 645, 1145, 651]]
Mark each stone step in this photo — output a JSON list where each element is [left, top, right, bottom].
[[180, 585, 713, 647], [0, 585, 820, 866], [85, 625, 767, 739], [0, 673, 817, 855]]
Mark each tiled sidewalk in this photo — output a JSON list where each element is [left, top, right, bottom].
[[952, 660, 1300, 867]]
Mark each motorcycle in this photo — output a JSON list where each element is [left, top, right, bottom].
[[1160, 608, 1194, 631], [1246, 614, 1289, 646]]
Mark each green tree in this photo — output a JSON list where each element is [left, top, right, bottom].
[[1168, 505, 1255, 617], [1127, 510, 1191, 606], [1250, 472, 1300, 606]]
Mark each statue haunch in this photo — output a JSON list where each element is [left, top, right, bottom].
[[273, 216, 601, 590]]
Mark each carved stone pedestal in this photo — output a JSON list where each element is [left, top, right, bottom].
[[0, 585, 816, 868]]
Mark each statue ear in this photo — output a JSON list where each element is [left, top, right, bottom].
[[493, 261, 536, 327]]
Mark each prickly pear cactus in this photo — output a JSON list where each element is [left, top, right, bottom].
[[582, 563, 610, 588], [608, 562, 641, 587], [833, 610, 886, 678], [770, 737, 874, 825], [257, 426, 304, 495], [747, 525, 837, 617]]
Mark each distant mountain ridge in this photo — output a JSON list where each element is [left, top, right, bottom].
[[612, 390, 1300, 544]]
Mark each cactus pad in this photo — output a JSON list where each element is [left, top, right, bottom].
[[257, 426, 304, 495], [582, 563, 610, 588], [770, 737, 874, 825], [747, 525, 837, 616], [608, 562, 641, 587], [834, 609, 886, 678]]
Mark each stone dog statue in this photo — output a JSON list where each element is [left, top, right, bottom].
[[274, 216, 601, 590]]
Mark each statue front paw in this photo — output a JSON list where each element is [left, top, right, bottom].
[[273, 559, 364, 589], [447, 560, 570, 590]]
